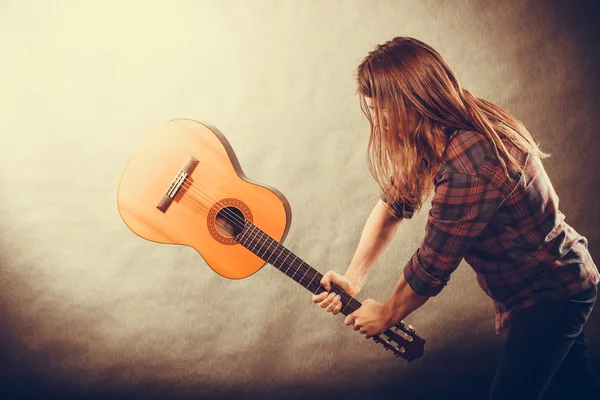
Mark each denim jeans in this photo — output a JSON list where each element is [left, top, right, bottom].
[[489, 284, 599, 400]]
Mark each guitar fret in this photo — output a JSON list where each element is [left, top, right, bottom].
[[290, 260, 303, 281], [299, 264, 313, 288], [260, 237, 271, 260], [269, 244, 282, 269], [284, 255, 297, 275], [236, 222, 249, 244], [274, 244, 286, 267], [255, 230, 267, 255], [247, 226, 261, 252], [293, 262, 305, 283], [298, 264, 310, 285], [279, 249, 292, 272], [269, 243, 286, 272], [263, 235, 275, 259], [254, 228, 266, 253], [307, 270, 317, 288], [273, 245, 285, 267], [296, 263, 308, 283], [271, 242, 285, 264], [309, 271, 323, 295], [239, 224, 252, 245], [265, 241, 278, 265], [262, 235, 278, 267], [252, 229, 263, 254], [340, 298, 350, 314], [257, 231, 270, 258]]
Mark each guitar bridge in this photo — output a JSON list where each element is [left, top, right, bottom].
[[156, 156, 199, 213]]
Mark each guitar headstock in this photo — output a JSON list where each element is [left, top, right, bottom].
[[372, 320, 425, 362], [326, 283, 426, 362]]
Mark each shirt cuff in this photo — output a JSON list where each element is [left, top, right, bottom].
[[380, 191, 415, 219], [403, 250, 447, 297]]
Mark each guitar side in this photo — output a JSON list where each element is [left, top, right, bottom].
[[116, 118, 292, 279]]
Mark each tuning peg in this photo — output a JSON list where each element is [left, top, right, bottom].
[[399, 331, 414, 343], [407, 324, 415, 334]]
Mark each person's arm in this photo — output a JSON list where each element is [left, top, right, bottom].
[[382, 271, 428, 325], [312, 198, 404, 313], [345, 172, 506, 338], [346, 198, 405, 290], [342, 272, 429, 338]]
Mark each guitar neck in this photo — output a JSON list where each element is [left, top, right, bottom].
[[234, 221, 361, 316], [234, 219, 426, 362]]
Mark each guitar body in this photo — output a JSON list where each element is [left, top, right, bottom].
[[117, 118, 292, 279]]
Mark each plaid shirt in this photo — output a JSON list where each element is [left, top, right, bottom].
[[382, 129, 599, 333]]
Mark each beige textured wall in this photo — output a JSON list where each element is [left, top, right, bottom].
[[1, 1, 598, 398]]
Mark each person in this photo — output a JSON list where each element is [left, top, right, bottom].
[[312, 36, 600, 399]]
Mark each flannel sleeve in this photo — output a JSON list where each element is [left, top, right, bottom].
[[403, 173, 505, 297], [379, 177, 415, 219], [380, 190, 415, 219]]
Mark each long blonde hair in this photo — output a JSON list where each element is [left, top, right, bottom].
[[356, 37, 548, 212]]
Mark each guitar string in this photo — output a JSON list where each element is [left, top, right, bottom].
[[162, 179, 352, 296], [175, 186, 305, 274], [162, 182, 411, 350], [140, 157, 415, 352], [153, 163, 275, 232], [174, 193, 411, 353], [175, 194, 250, 239], [158, 173, 379, 310], [177, 185, 249, 234], [149, 171, 327, 298], [174, 191, 335, 303], [169, 184, 318, 285], [174, 178, 351, 292], [178, 180, 267, 232], [170, 181, 335, 296]]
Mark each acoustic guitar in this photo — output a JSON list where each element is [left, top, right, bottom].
[[116, 118, 425, 362]]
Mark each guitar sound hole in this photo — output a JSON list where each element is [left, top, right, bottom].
[[215, 206, 246, 238]]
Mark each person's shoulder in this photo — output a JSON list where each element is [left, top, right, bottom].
[[438, 129, 494, 176]]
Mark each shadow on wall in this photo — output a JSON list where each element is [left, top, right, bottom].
[[0, 253, 502, 399], [511, 0, 600, 265], [0, 307, 499, 400], [6, 320, 596, 400]]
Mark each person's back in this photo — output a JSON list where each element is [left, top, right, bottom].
[[434, 129, 599, 333]]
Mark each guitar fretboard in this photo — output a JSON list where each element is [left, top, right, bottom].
[[235, 221, 361, 315]]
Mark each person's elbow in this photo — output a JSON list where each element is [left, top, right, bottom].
[[377, 198, 404, 225]]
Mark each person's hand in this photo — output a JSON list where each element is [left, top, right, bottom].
[[311, 270, 359, 315], [344, 298, 392, 339]]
